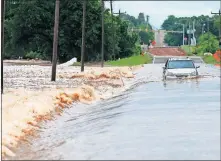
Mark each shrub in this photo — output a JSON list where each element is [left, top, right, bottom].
[[24, 51, 45, 60]]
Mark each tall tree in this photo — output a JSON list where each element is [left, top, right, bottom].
[[162, 15, 219, 46], [4, 0, 140, 62], [138, 12, 145, 25], [196, 32, 219, 54]]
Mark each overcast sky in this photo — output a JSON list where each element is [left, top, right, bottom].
[[105, 1, 220, 29]]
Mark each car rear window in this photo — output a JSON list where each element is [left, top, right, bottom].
[[167, 60, 195, 69]]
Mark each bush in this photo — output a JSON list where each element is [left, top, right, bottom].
[[196, 33, 219, 55], [133, 45, 142, 56], [3, 53, 11, 59], [203, 55, 219, 64], [24, 51, 45, 60], [181, 45, 194, 56]]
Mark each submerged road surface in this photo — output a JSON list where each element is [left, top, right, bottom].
[[10, 64, 220, 160]]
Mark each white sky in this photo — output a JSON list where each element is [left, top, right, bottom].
[[105, 1, 220, 29]]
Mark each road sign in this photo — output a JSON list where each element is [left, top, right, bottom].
[[187, 29, 195, 34]]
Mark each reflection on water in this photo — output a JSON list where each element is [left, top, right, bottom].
[[10, 77, 220, 160]]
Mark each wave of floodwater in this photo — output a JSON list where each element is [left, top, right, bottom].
[[9, 64, 220, 160]]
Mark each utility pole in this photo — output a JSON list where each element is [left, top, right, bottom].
[[188, 22, 191, 45], [175, 22, 185, 46], [101, 0, 104, 67], [192, 20, 196, 45], [51, 0, 60, 81], [113, 9, 126, 17], [207, 18, 210, 52], [188, 22, 191, 53], [112, 9, 126, 59], [211, 1, 221, 50], [182, 24, 184, 46], [110, 0, 113, 15], [188, 22, 190, 45], [81, 0, 87, 72], [1, 0, 5, 94], [110, 0, 115, 60]]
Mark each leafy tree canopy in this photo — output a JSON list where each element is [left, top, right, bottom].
[[162, 15, 219, 46], [4, 0, 148, 62]]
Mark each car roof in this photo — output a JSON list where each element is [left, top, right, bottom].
[[168, 57, 193, 61]]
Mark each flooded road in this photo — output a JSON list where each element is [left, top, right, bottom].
[[12, 74, 220, 160]]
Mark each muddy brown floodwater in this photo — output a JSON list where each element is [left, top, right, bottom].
[[8, 64, 220, 160]]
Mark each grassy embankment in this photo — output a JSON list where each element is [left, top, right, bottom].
[[203, 55, 220, 65], [72, 54, 153, 67], [72, 62, 81, 66], [105, 54, 153, 66], [181, 45, 194, 56], [181, 45, 220, 65]]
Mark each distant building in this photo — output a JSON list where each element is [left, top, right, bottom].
[[154, 30, 166, 47]]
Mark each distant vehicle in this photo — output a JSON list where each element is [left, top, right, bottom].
[[163, 58, 200, 80]]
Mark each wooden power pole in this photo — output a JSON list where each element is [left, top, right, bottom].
[[101, 0, 104, 67], [81, 0, 87, 72], [1, 0, 5, 94], [110, 0, 115, 60], [112, 9, 126, 60], [207, 18, 210, 52], [51, 0, 60, 81]]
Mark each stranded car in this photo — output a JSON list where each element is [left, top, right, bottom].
[[163, 58, 200, 80]]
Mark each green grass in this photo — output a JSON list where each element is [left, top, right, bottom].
[[181, 45, 220, 65], [181, 45, 194, 56], [72, 62, 81, 66], [202, 55, 220, 65], [105, 54, 153, 66]]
